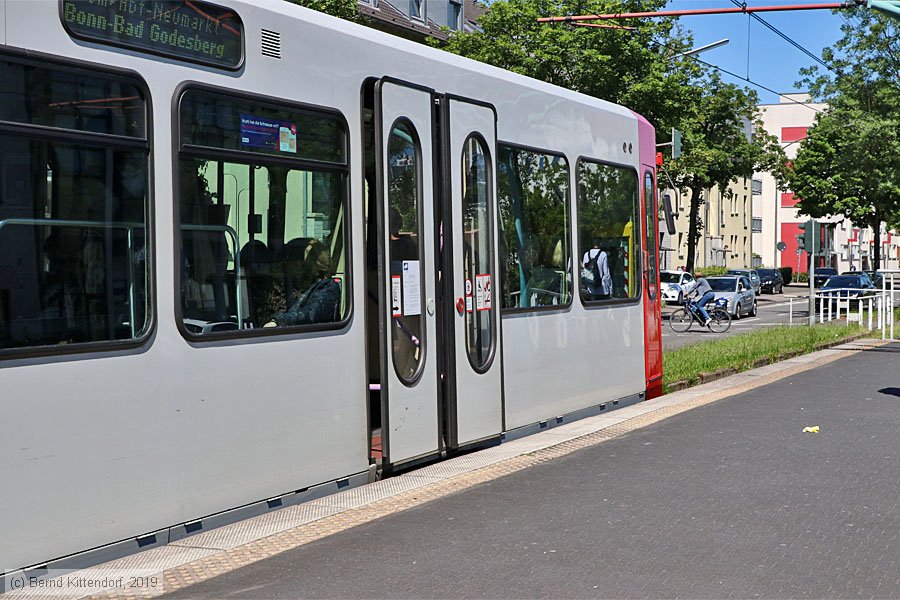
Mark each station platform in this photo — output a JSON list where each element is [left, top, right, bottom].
[[3, 338, 896, 599]]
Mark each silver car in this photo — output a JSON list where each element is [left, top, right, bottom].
[[706, 275, 757, 318], [659, 270, 696, 305], [727, 269, 761, 295]]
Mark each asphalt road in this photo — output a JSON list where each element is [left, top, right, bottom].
[[164, 343, 900, 600], [662, 284, 815, 349]]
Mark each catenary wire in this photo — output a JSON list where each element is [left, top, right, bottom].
[[728, 0, 836, 73]]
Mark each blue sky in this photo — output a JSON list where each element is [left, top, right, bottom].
[[665, 0, 849, 103]]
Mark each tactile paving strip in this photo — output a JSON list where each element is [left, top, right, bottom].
[[74, 340, 887, 600], [170, 504, 343, 551]]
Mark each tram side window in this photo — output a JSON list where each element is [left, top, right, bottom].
[[0, 58, 149, 351], [497, 145, 571, 309], [178, 90, 349, 335], [576, 160, 640, 303]]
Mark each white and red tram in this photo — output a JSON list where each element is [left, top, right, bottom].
[[0, 0, 663, 574]]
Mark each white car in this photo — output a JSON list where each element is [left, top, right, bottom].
[[659, 270, 696, 305]]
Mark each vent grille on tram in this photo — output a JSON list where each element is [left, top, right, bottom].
[[261, 29, 282, 59]]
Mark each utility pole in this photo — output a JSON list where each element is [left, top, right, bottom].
[[809, 223, 816, 326]]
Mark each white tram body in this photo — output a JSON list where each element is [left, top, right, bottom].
[[0, 0, 661, 573]]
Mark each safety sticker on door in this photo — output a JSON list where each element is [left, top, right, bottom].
[[475, 274, 492, 311], [391, 276, 402, 317], [465, 278, 473, 313]]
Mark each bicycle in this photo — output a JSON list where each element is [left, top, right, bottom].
[[669, 297, 731, 333]]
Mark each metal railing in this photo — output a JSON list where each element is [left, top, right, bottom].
[[786, 279, 898, 340], [180, 223, 244, 330]]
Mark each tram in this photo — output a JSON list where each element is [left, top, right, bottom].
[[0, 0, 663, 574]]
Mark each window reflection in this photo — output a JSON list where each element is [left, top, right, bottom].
[[498, 145, 570, 309], [461, 136, 493, 370]]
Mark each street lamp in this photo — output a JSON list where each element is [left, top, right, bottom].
[[670, 38, 729, 60]]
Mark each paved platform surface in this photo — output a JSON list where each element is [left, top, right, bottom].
[[165, 340, 899, 600], [3, 339, 896, 599]]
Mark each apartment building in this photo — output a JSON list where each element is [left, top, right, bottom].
[[660, 177, 753, 271]]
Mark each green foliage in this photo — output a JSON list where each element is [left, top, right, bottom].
[[794, 6, 900, 269], [287, 0, 367, 23], [667, 70, 786, 273], [437, 0, 786, 276], [788, 108, 900, 244], [437, 0, 701, 131], [698, 266, 728, 277], [663, 323, 864, 391]]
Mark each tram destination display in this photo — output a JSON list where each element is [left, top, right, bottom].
[[61, 0, 243, 69]]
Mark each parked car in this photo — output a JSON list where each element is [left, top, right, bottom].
[[818, 274, 876, 310], [843, 270, 882, 289], [659, 270, 696, 305], [813, 267, 838, 287], [755, 268, 784, 294], [706, 275, 757, 318], [727, 269, 761, 295]]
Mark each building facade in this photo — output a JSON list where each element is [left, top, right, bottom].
[[659, 177, 753, 271], [358, 0, 484, 41]]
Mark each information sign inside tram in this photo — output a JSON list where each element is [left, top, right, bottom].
[[60, 0, 243, 69]]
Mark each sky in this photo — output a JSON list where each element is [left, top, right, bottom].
[[665, 0, 850, 104]]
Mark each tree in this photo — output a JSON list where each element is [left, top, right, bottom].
[[287, 0, 367, 24], [439, 0, 785, 273], [437, 0, 703, 130], [787, 107, 900, 270], [795, 6, 900, 269], [666, 73, 785, 273]]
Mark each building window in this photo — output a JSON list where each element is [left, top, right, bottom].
[[752, 217, 762, 233], [0, 57, 150, 352], [448, 0, 462, 29], [178, 89, 349, 336], [410, 0, 423, 19], [497, 145, 571, 310]]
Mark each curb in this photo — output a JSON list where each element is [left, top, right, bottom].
[[665, 330, 869, 393]]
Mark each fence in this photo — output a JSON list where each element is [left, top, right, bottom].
[[787, 270, 899, 340]]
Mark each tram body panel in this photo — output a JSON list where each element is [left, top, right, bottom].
[[502, 305, 645, 430], [0, 0, 657, 573]]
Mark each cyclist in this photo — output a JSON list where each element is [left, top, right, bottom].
[[689, 269, 716, 327]]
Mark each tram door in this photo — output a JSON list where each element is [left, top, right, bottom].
[[642, 167, 663, 399], [442, 98, 503, 449], [374, 80, 441, 466]]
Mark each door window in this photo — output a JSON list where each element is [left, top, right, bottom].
[[387, 120, 425, 383], [461, 135, 494, 370], [644, 171, 658, 300]]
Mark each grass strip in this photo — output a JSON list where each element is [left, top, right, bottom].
[[663, 323, 866, 393]]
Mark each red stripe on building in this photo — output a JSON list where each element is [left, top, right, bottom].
[[781, 192, 799, 207], [781, 222, 809, 273], [781, 126, 808, 142]]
